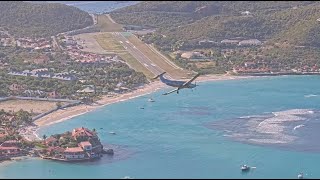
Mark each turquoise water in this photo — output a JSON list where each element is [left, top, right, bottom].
[[1, 76, 320, 178]]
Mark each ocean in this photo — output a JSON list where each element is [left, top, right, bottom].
[[1, 75, 320, 178], [55, 1, 139, 14]]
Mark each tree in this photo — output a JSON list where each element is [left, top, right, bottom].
[[42, 134, 47, 141], [56, 102, 62, 109]]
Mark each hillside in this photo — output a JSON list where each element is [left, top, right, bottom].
[[110, 1, 320, 47], [0, 1, 93, 38], [110, 1, 320, 75]]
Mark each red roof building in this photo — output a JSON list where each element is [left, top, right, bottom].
[[72, 127, 94, 140], [79, 141, 92, 151]]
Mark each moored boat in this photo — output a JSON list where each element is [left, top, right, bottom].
[[148, 98, 155, 102], [298, 172, 304, 179], [241, 164, 250, 172]]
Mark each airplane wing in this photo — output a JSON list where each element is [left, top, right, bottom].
[[163, 88, 179, 95], [180, 73, 200, 88]]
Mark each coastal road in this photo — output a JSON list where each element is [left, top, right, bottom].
[[112, 32, 172, 79]]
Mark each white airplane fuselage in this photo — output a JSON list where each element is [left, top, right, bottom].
[[159, 73, 196, 89]]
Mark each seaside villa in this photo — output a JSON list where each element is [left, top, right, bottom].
[[64, 147, 86, 160], [40, 127, 103, 162]]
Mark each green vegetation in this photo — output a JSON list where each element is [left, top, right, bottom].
[[94, 33, 126, 51], [0, 109, 33, 129], [0, 46, 148, 99], [96, 14, 124, 32], [110, 1, 320, 74], [0, 1, 93, 38]]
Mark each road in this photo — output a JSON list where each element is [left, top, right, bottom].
[[112, 32, 172, 79], [51, 36, 62, 51]]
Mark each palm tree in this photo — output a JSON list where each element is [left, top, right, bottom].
[[42, 134, 47, 141]]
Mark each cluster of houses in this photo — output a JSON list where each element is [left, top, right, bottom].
[[41, 127, 104, 161], [178, 51, 211, 61], [62, 35, 124, 64], [16, 37, 52, 51], [232, 61, 320, 74], [0, 127, 106, 162], [0, 30, 14, 47], [8, 83, 60, 98], [198, 38, 262, 47], [0, 140, 25, 160], [67, 49, 122, 64], [0, 113, 18, 128], [0, 59, 9, 69], [8, 68, 77, 81]]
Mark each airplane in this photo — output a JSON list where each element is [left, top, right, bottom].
[[153, 72, 200, 95]]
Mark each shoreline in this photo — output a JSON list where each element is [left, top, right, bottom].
[[25, 74, 255, 140]]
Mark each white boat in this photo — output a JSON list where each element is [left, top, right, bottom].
[[241, 164, 250, 171], [298, 173, 304, 179], [109, 131, 116, 135], [148, 98, 155, 102], [122, 176, 133, 179]]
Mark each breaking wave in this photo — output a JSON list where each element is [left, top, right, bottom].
[[293, 124, 305, 131], [304, 94, 319, 98], [205, 109, 320, 152]]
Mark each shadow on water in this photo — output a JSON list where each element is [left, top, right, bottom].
[[52, 144, 136, 166]]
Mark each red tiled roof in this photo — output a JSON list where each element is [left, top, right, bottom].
[[64, 147, 83, 153], [79, 141, 91, 147], [0, 146, 19, 150], [72, 127, 94, 138], [3, 140, 18, 144], [45, 137, 57, 144], [47, 146, 65, 152]]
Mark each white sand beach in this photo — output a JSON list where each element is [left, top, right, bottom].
[[23, 75, 254, 141]]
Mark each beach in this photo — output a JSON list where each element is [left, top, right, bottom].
[[22, 74, 253, 141]]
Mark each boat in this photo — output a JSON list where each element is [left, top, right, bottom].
[[122, 176, 133, 179], [109, 131, 116, 135], [241, 164, 250, 172], [148, 98, 155, 102], [140, 107, 145, 109], [298, 173, 304, 179]]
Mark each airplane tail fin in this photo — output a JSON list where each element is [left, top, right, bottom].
[[153, 72, 166, 79]]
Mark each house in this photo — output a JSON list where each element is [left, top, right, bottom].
[[44, 137, 58, 147], [72, 127, 95, 141], [46, 146, 65, 157], [79, 141, 92, 151], [0, 140, 19, 147], [114, 87, 130, 94], [64, 147, 85, 160], [198, 39, 216, 46], [33, 55, 50, 64], [181, 52, 203, 59], [0, 146, 21, 157], [221, 39, 240, 45], [238, 39, 262, 46], [244, 62, 256, 68], [241, 11, 251, 16], [9, 84, 25, 92], [47, 91, 60, 99], [77, 86, 95, 93], [181, 52, 194, 59], [23, 90, 46, 97]]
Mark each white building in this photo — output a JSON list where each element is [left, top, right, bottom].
[[79, 141, 92, 151], [238, 39, 262, 46], [64, 147, 85, 159]]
